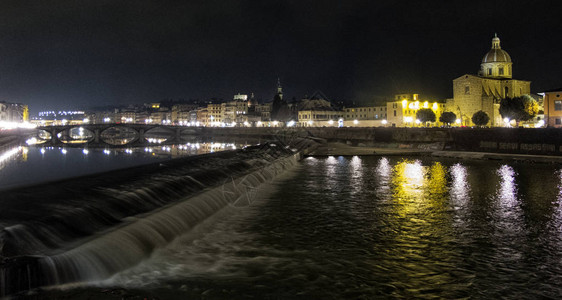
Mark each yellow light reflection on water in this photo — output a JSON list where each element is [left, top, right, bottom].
[[391, 160, 448, 215], [392, 160, 426, 215], [425, 162, 448, 209]]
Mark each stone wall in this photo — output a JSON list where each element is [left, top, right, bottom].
[[192, 127, 562, 156]]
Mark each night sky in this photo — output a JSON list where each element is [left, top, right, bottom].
[[0, 0, 560, 114]]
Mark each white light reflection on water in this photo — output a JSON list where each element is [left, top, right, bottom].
[[450, 163, 470, 208], [493, 164, 524, 241], [349, 156, 363, 195], [402, 159, 424, 189], [375, 157, 391, 197], [324, 156, 339, 190], [497, 165, 518, 208], [0, 146, 25, 168]]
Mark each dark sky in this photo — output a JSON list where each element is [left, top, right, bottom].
[[1, 0, 561, 114]]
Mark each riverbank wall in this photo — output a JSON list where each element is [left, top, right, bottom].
[[184, 127, 562, 156]]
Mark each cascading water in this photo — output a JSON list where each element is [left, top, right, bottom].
[[0, 140, 315, 297]]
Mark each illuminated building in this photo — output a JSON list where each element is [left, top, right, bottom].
[[297, 97, 342, 127], [448, 34, 531, 126], [0, 102, 28, 123], [542, 88, 562, 127], [32, 110, 86, 126], [386, 94, 445, 127], [344, 106, 387, 124]]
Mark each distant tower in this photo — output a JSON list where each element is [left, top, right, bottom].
[[276, 78, 283, 100], [248, 92, 258, 108]]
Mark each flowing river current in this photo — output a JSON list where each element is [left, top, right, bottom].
[[3, 150, 562, 298]]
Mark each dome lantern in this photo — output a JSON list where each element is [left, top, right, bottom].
[[479, 34, 513, 79]]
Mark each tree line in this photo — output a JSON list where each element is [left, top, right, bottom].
[[415, 94, 539, 127]]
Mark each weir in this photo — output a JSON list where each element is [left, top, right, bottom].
[[0, 137, 318, 296]]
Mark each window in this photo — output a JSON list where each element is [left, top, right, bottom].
[[488, 68, 492, 75], [393, 110, 397, 117], [499, 67, 504, 75], [555, 100, 562, 111], [465, 86, 470, 94], [556, 119, 561, 125]]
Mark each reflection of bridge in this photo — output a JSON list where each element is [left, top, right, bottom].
[[37, 124, 201, 147]]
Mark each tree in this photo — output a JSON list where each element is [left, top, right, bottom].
[[522, 94, 539, 119], [439, 111, 456, 126], [471, 110, 490, 127], [416, 108, 436, 125], [499, 95, 539, 126]]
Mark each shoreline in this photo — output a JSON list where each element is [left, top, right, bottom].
[[307, 142, 562, 163]]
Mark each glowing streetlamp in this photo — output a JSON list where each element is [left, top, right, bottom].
[[503, 118, 510, 127]]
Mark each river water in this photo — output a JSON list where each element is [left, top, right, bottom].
[[88, 156, 562, 299], [0, 142, 238, 190], [4, 151, 562, 298]]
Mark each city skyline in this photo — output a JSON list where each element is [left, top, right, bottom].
[[1, 1, 561, 114]]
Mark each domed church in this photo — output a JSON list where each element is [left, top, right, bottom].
[[447, 34, 531, 126]]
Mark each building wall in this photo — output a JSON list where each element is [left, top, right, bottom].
[[343, 106, 387, 120], [298, 110, 342, 127], [385, 95, 445, 127], [452, 75, 531, 126], [544, 90, 562, 127]]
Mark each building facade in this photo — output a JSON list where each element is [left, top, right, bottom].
[[542, 88, 562, 127], [343, 106, 387, 121], [448, 34, 531, 126], [386, 94, 445, 127], [0, 102, 29, 123]]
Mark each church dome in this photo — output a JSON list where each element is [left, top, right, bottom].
[[481, 35, 511, 63]]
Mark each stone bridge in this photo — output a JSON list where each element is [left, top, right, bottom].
[[36, 124, 198, 147]]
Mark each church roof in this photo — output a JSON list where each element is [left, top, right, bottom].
[[481, 34, 511, 63], [482, 49, 511, 63], [298, 99, 334, 111]]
